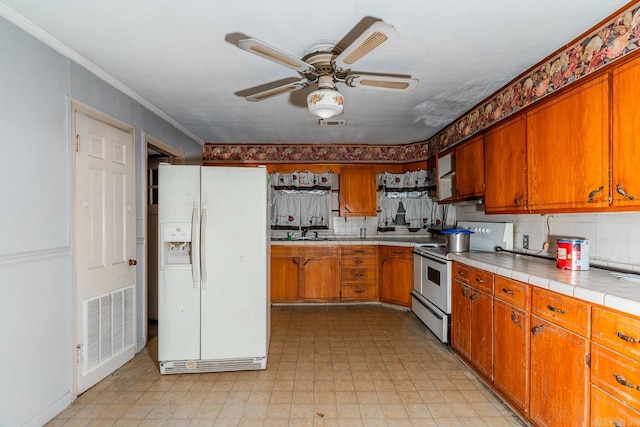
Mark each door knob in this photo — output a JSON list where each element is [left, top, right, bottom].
[[129, 259, 137, 266]]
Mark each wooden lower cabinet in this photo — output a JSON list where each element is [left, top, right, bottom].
[[300, 247, 340, 302], [529, 315, 590, 427], [493, 299, 530, 414], [270, 246, 300, 302], [340, 245, 378, 302], [451, 262, 494, 379], [378, 246, 413, 307]]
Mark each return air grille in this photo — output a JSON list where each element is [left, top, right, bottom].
[[319, 119, 347, 127]]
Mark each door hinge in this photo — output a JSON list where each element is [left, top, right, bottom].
[[75, 134, 80, 152], [76, 344, 82, 363], [585, 352, 591, 368]]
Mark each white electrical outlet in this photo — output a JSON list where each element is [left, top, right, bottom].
[[523, 235, 529, 249]]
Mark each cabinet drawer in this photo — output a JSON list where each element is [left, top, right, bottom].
[[341, 245, 377, 257], [380, 246, 413, 259], [300, 246, 339, 258], [592, 307, 640, 361], [592, 344, 640, 410], [271, 245, 299, 257], [341, 284, 378, 300], [468, 267, 494, 294], [532, 288, 590, 337], [341, 255, 377, 268], [494, 276, 530, 310], [341, 268, 377, 283], [591, 384, 640, 427], [453, 262, 470, 284]]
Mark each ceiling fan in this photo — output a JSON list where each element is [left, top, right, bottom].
[[235, 20, 418, 119]]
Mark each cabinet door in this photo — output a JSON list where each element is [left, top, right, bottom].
[[612, 57, 640, 207], [527, 75, 610, 210], [339, 166, 377, 216], [530, 316, 589, 427], [493, 300, 529, 413], [455, 135, 485, 199], [379, 258, 412, 307], [270, 256, 300, 302], [301, 257, 340, 301], [484, 115, 528, 213], [451, 280, 471, 359], [378, 247, 413, 307], [469, 290, 493, 379]]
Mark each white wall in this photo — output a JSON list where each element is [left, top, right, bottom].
[[0, 16, 202, 426], [456, 203, 640, 272]]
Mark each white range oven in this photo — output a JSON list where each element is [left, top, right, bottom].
[[411, 221, 513, 343]]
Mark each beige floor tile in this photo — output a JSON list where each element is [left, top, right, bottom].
[[47, 305, 530, 427]]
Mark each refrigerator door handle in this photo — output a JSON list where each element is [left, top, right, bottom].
[[191, 202, 200, 288], [200, 206, 208, 288]]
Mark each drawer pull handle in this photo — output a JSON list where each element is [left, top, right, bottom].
[[511, 311, 523, 329], [355, 273, 364, 278], [531, 324, 545, 336], [469, 292, 479, 302], [355, 290, 365, 294], [292, 259, 300, 266], [354, 250, 365, 253], [588, 185, 604, 203], [614, 373, 640, 390], [502, 288, 515, 295], [458, 270, 466, 276], [475, 278, 484, 283], [616, 331, 637, 343], [546, 304, 566, 314], [355, 259, 363, 264], [614, 422, 622, 427], [616, 184, 636, 201], [391, 251, 401, 255]]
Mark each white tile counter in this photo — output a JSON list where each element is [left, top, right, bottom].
[[450, 251, 640, 316]]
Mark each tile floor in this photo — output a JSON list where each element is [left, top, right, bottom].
[[47, 304, 529, 426]]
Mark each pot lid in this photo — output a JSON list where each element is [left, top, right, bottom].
[[441, 228, 474, 234]]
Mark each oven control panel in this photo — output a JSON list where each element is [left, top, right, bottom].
[[457, 221, 514, 251]]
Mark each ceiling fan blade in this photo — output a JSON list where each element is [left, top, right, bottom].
[[333, 21, 399, 71], [237, 38, 314, 73], [244, 79, 308, 102], [346, 74, 418, 92]]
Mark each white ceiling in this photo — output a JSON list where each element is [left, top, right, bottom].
[[0, 1, 630, 145]]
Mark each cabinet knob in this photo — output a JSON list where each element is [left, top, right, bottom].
[[128, 259, 137, 266]]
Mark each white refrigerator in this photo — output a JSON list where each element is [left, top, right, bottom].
[[157, 165, 270, 374]]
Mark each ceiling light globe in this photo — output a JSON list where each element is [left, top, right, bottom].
[[307, 88, 344, 119]]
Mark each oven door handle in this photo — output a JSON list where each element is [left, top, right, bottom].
[[413, 251, 448, 265]]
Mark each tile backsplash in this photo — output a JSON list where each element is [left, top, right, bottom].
[[456, 203, 640, 272]]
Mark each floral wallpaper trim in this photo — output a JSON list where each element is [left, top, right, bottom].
[[432, 2, 640, 151], [203, 2, 640, 164], [203, 141, 432, 164]]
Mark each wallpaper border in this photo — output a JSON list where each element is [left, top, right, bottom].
[[204, 2, 640, 164]]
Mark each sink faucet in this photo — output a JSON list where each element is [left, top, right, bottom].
[[301, 227, 308, 237]]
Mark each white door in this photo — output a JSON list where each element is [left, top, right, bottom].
[[74, 112, 136, 394]]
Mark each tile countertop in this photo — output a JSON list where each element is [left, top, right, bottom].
[[450, 251, 640, 317], [270, 236, 445, 247]]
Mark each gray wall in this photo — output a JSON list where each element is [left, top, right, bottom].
[[0, 16, 202, 426]]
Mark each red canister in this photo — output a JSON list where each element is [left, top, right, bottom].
[[556, 238, 590, 270]]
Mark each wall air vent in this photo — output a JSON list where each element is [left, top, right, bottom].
[[318, 119, 347, 127]]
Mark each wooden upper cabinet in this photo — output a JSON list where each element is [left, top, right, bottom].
[[455, 135, 485, 199], [526, 75, 610, 211], [612, 56, 640, 208], [339, 166, 377, 217], [484, 115, 528, 213]]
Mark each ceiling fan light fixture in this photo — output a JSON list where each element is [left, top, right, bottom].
[[307, 88, 344, 119], [307, 75, 344, 119]]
